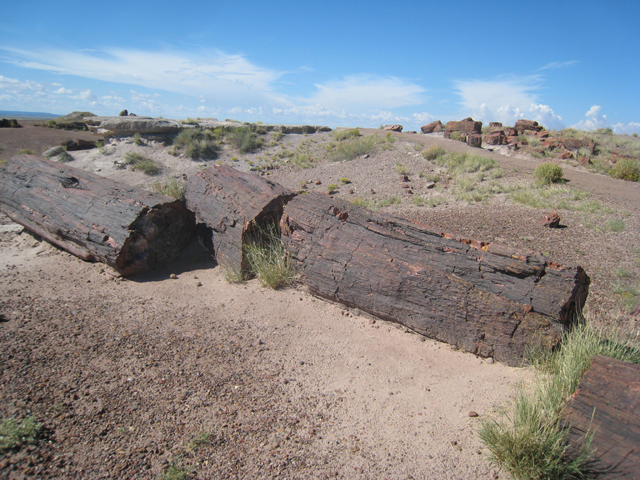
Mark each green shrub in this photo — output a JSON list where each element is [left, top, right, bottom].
[[123, 152, 163, 175], [327, 184, 339, 194], [18, 148, 35, 155], [534, 162, 564, 185], [133, 132, 143, 145], [480, 323, 640, 480], [395, 162, 408, 175], [422, 146, 446, 160], [152, 177, 185, 200], [0, 416, 42, 451], [329, 135, 382, 162], [228, 126, 263, 153], [609, 158, 640, 181], [172, 129, 219, 159], [340, 177, 351, 184], [385, 132, 395, 143], [243, 221, 296, 289], [334, 129, 360, 141]]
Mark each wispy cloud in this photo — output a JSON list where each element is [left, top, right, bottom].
[[454, 76, 564, 129], [537, 60, 579, 71], [0, 46, 287, 106], [300, 74, 426, 111]]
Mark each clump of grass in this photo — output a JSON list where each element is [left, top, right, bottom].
[[228, 126, 263, 153], [609, 158, 640, 181], [385, 132, 396, 143], [608, 218, 625, 232], [329, 135, 382, 162], [122, 152, 163, 175], [0, 416, 43, 451], [395, 162, 408, 175], [161, 460, 192, 480], [480, 323, 640, 480], [133, 132, 143, 145], [334, 129, 360, 141], [340, 177, 351, 184], [152, 177, 185, 200], [422, 145, 446, 160], [223, 266, 244, 284], [412, 195, 444, 207], [172, 129, 219, 160], [271, 131, 284, 142], [535, 162, 564, 185], [327, 184, 339, 194], [243, 221, 296, 289], [17, 148, 35, 155], [509, 184, 609, 213], [351, 196, 400, 211], [432, 152, 498, 174]]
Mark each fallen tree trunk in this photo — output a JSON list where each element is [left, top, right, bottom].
[[185, 165, 589, 365], [184, 164, 295, 272], [280, 193, 589, 365], [563, 356, 640, 478], [0, 154, 195, 276]]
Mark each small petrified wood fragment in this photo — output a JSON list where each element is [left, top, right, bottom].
[[0, 154, 194, 276]]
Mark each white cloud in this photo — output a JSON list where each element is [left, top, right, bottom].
[[537, 60, 579, 71], [301, 74, 425, 111], [455, 76, 564, 129], [54, 87, 73, 94], [572, 105, 640, 134], [412, 112, 435, 123], [1, 46, 285, 107]]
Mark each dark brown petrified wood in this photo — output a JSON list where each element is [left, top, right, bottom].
[[0, 154, 194, 276], [184, 164, 295, 272], [563, 355, 640, 479], [185, 165, 590, 365]]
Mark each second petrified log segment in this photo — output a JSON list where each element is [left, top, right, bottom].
[[0, 154, 194, 276], [184, 164, 295, 272], [280, 193, 589, 365], [184, 166, 589, 365]]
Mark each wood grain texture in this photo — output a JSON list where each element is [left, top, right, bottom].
[[281, 192, 589, 365], [0, 154, 194, 276], [563, 355, 640, 479], [184, 164, 295, 272]]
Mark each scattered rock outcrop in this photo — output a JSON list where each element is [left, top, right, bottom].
[[515, 119, 543, 133], [421, 121, 443, 133], [60, 139, 97, 151], [542, 212, 561, 228], [384, 125, 403, 132], [0, 118, 21, 128], [444, 118, 482, 140], [119, 109, 128, 116]]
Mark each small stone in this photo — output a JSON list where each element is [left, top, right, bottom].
[[542, 212, 561, 228], [370, 188, 376, 194], [315, 180, 322, 185], [368, 319, 376, 325], [450, 440, 457, 446], [170, 274, 177, 279], [349, 189, 354, 194], [486, 357, 494, 364], [401, 183, 410, 188], [469, 411, 479, 417], [400, 175, 409, 182], [425, 182, 436, 189], [196, 281, 203, 287]]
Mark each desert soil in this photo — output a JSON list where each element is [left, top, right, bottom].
[[1, 122, 639, 479]]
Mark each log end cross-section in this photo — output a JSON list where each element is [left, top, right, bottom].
[[0, 154, 195, 276]]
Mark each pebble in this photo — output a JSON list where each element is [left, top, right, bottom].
[[486, 357, 494, 364], [468, 411, 479, 417], [169, 274, 177, 279]]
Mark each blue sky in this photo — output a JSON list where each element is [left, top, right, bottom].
[[1, 0, 639, 133]]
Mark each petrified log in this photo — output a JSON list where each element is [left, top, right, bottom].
[[184, 164, 295, 272], [280, 193, 588, 365], [0, 154, 194, 276], [185, 166, 589, 365], [563, 356, 640, 478]]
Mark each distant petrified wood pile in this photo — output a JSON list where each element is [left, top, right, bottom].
[[185, 165, 590, 365], [0, 155, 194, 276]]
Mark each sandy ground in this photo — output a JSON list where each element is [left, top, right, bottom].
[[1, 122, 639, 478]]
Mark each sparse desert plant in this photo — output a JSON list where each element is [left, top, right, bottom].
[[608, 218, 626, 232], [340, 177, 351, 184], [422, 146, 446, 160], [17, 148, 35, 155], [243, 221, 296, 289], [123, 152, 163, 175], [152, 177, 185, 200], [329, 135, 382, 162], [449, 131, 463, 141], [0, 416, 43, 451], [609, 158, 640, 181], [271, 130, 284, 142], [327, 184, 339, 194], [334, 129, 360, 141], [385, 132, 396, 143], [133, 132, 143, 145], [480, 323, 640, 480], [351, 196, 400, 211], [172, 129, 219, 160], [395, 162, 408, 175], [227, 126, 263, 153], [534, 162, 564, 185]]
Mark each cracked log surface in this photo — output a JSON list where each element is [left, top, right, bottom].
[[281, 193, 589, 365], [0, 154, 195, 276], [184, 164, 295, 273], [185, 165, 590, 365]]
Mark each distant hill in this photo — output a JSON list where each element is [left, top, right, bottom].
[[0, 110, 61, 120]]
